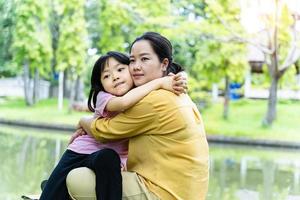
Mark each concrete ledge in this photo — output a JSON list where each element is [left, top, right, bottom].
[[0, 118, 75, 132], [207, 135, 300, 149], [1, 118, 300, 149]]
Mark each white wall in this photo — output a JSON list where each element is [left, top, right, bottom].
[[0, 77, 50, 99]]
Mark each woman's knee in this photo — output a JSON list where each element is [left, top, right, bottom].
[[66, 167, 96, 200]]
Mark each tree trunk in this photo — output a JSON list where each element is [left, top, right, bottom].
[[23, 61, 33, 106], [68, 78, 76, 113], [49, 3, 60, 98], [223, 76, 230, 119], [263, 74, 278, 126], [295, 62, 299, 75], [58, 71, 64, 110], [32, 68, 39, 104], [63, 70, 70, 98], [263, 0, 279, 126], [74, 76, 85, 101]]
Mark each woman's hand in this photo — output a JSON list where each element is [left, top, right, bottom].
[[78, 116, 95, 135], [68, 128, 87, 144]]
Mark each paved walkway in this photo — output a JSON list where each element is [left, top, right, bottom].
[[1, 118, 300, 149]]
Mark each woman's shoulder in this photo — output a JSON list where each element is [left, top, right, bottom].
[[143, 89, 174, 100], [140, 89, 181, 106]]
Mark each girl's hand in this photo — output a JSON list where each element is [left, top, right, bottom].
[[160, 73, 187, 95], [168, 72, 188, 95], [68, 128, 87, 144]]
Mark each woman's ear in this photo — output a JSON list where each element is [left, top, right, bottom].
[[161, 58, 169, 72]]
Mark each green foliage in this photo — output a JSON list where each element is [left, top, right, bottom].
[[188, 75, 212, 110], [56, 0, 88, 79], [97, 0, 136, 53], [0, 0, 16, 77], [260, 2, 296, 67], [193, 40, 247, 84], [84, 0, 101, 49], [83, 54, 100, 96], [193, 0, 248, 85], [12, 0, 52, 78], [96, 0, 176, 54], [278, 65, 298, 90]]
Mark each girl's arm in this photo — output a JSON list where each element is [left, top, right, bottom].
[[106, 74, 186, 112]]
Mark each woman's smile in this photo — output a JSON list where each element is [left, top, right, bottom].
[[131, 73, 144, 79]]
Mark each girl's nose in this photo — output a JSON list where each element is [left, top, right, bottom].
[[113, 76, 119, 81], [112, 73, 119, 81]]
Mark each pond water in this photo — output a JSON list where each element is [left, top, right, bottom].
[[1, 125, 300, 200]]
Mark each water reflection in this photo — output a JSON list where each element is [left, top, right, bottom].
[[1, 127, 300, 200], [0, 126, 69, 200], [208, 144, 300, 200]]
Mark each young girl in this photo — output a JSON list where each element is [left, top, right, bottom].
[[39, 51, 186, 200]]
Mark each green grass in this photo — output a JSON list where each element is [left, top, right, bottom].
[[0, 97, 89, 126], [0, 97, 299, 141], [201, 99, 300, 141]]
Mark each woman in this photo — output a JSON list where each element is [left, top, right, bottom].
[[67, 32, 209, 200]]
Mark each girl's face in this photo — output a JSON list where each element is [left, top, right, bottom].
[[100, 57, 134, 96], [129, 40, 168, 86]]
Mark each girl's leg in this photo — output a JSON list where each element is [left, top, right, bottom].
[[85, 148, 122, 200], [39, 150, 87, 200]]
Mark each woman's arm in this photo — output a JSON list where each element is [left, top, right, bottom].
[[73, 100, 156, 142], [106, 74, 186, 112], [82, 90, 187, 142], [78, 116, 94, 135], [91, 99, 157, 142]]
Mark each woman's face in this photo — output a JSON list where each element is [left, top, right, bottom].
[[129, 40, 167, 86], [100, 57, 134, 96]]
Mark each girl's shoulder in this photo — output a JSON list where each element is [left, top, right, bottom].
[[95, 91, 116, 107], [97, 91, 114, 100]]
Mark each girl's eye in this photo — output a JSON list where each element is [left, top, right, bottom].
[[141, 57, 149, 61], [118, 68, 125, 72], [129, 59, 135, 63], [103, 75, 109, 79]]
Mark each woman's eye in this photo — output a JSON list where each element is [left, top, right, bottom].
[[141, 57, 149, 61], [118, 68, 124, 72], [129, 59, 135, 63]]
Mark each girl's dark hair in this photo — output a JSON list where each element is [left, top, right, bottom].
[[87, 51, 130, 112], [130, 32, 184, 75]]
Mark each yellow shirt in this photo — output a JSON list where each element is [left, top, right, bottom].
[[91, 90, 209, 200]]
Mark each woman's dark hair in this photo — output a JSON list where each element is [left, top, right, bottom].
[[129, 32, 184, 75], [87, 51, 130, 112]]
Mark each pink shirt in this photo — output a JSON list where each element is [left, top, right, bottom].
[[68, 91, 128, 169]]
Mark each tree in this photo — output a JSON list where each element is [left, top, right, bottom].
[[180, 0, 247, 118], [96, 0, 136, 53], [195, 40, 246, 119], [252, 0, 300, 126], [205, 0, 300, 125], [0, 0, 16, 77], [55, 0, 88, 111], [48, 0, 63, 98], [12, 0, 52, 105]]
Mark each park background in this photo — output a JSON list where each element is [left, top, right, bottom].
[[0, 0, 300, 199]]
